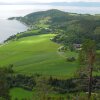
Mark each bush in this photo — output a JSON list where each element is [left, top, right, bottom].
[[7, 74, 36, 91], [66, 57, 76, 62], [58, 46, 67, 52], [0, 97, 6, 100]]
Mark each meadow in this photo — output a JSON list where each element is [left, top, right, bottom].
[[0, 34, 80, 99], [10, 88, 33, 100], [0, 34, 78, 77]]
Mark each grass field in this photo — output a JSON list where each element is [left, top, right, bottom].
[[10, 88, 33, 100], [0, 34, 79, 99], [0, 34, 78, 77], [10, 87, 68, 100], [1, 34, 99, 99]]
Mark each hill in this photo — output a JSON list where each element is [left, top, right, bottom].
[[8, 9, 100, 49], [1, 9, 100, 100], [0, 34, 78, 77]]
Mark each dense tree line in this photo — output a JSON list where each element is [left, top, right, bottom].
[[48, 76, 100, 94], [0, 67, 12, 100], [7, 74, 36, 91]]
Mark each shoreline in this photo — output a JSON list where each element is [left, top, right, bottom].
[[0, 19, 29, 43]]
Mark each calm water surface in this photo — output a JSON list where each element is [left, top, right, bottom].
[[0, 19, 28, 43]]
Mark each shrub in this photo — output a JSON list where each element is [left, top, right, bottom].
[[66, 57, 76, 62]]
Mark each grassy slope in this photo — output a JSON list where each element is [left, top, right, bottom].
[[10, 88, 33, 100], [1, 34, 78, 99], [0, 34, 78, 77]]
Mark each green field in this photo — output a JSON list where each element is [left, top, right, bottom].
[[0, 34, 78, 77], [10, 88, 67, 100], [10, 88, 33, 100], [0, 34, 79, 99]]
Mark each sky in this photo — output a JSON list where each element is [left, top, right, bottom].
[[0, 0, 100, 4]]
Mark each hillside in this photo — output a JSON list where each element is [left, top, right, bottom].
[[0, 34, 78, 77], [0, 9, 100, 100], [0, 34, 80, 100], [8, 9, 100, 49]]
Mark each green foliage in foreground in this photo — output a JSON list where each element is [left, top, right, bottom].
[[0, 68, 10, 100], [0, 34, 78, 77]]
